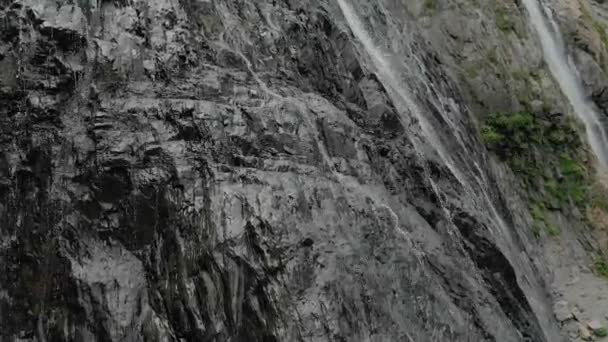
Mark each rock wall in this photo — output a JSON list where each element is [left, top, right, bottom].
[[1, 0, 607, 341]]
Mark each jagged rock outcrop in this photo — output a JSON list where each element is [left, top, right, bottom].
[[2, 0, 608, 341]]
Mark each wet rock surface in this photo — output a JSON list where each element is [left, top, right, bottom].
[[2, 0, 605, 341]]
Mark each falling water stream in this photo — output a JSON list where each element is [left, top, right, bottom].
[[522, 0, 608, 166], [335, 1, 561, 339], [336, 0, 508, 223], [335, 0, 608, 246], [334, 0, 470, 191], [334, 0, 473, 231]]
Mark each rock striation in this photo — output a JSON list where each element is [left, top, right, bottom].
[[2, 0, 608, 341]]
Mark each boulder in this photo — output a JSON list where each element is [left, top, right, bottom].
[[554, 300, 574, 322]]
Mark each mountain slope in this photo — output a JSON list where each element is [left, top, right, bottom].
[[1, 0, 608, 341]]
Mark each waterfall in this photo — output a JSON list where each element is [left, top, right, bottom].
[[335, 0, 510, 225], [335, 0, 512, 213], [521, 0, 608, 166], [336, 2, 561, 340], [335, 0, 469, 189]]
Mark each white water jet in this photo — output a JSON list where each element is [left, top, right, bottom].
[[337, 0, 558, 341], [335, 0, 521, 242], [522, 0, 608, 166], [335, 0, 471, 191], [335, 0, 480, 233], [336, 0, 507, 210]]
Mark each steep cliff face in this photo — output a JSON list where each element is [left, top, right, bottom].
[[1, 0, 607, 341]]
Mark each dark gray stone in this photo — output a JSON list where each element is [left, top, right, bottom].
[[0, 1, 569, 341]]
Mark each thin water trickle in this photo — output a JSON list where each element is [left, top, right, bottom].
[[335, 4, 557, 338], [335, 0, 473, 230], [335, 0, 470, 191], [522, 0, 608, 166], [335, 0, 523, 253]]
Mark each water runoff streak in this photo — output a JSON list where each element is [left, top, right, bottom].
[[335, 2, 572, 339], [336, 0, 520, 240], [335, 0, 470, 190], [522, 0, 608, 166]]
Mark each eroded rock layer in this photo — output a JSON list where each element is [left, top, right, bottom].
[[3, 0, 608, 341]]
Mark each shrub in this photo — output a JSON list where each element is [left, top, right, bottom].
[[496, 8, 515, 32], [481, 111, 593, 235], [587, 170, 608, 230], [480, 126, 504, 147], [560, 157, 586, 179], [424, 0, 438, 12], [594, 258, 608, 278], [482, 111, 537, 158], [595, 327, 608, 337]]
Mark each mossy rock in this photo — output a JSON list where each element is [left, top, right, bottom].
[[480, 110, 595, 236]]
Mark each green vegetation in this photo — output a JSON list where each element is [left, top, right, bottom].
[[495, 8, 515, 33], [481, 111, 548, 161], [424, 0, 438, 14], [511, 70, 529, 82], [486, 47, 499, 65], [577, 4, 608, 74], [595, 257, 608, 278], [481, 111, 592, 236], [530, 202, 560, 237], [464, 64, 480, 79], [593, 20, 608, 49], [592, 183, 608, 211], [480, 126, 504, 146], [580, 5, 608, 52], [595, 327, 608, 337]]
